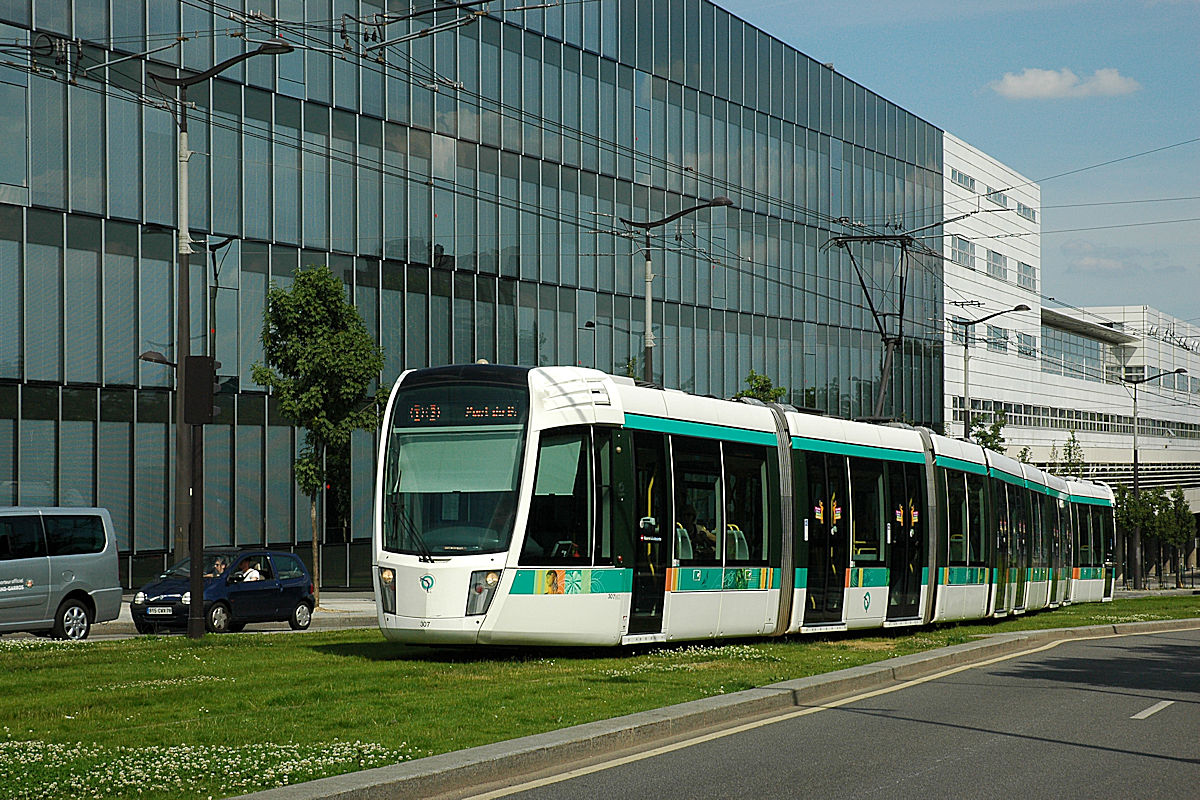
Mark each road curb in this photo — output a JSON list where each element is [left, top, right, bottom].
[[235, 618, 1200, 800]]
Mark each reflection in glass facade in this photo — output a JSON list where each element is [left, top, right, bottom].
[[0, 2, 943, 586]]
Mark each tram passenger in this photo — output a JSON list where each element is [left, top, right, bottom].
[[679, 505, 716, 558]]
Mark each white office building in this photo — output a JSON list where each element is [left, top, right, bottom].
[[942, 134, 1200, 519]]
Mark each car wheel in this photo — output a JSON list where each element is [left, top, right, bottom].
[[206, 602, 233, 633], [288, 601, 312, 630], [51, 598, 91, 641], [134, 620, 155, 635]]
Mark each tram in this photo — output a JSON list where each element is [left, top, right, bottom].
[[373, 364, 1115, 646]]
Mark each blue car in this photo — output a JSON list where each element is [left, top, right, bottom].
[[130, 549, 315, 633]]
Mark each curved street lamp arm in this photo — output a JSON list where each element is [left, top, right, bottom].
[[149, 40, 294, 88], [620, 196, 734, 229]]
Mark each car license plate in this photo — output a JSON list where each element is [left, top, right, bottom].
[[146, 606, 173, 615]]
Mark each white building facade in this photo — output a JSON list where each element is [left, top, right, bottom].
[[942, 134, 1200, 518]]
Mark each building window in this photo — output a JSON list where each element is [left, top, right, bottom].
[[986, 325, 1008, 353], [951, 168, 975, 192], [1016, 202, 1037, 222], [985, 186, 1008, 207], [1017, 261, 1036, 291], [952, 235, 974, 268], [986, 249, 1007, 281], [1041, 325, 1114, 383], [1017, 332, 1037, 359], [950, 316, 971, 345]]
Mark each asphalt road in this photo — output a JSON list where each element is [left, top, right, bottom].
[[477, 629, 1200, 800]]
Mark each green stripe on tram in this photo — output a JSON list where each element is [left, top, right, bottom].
[[939, 566, 990, 585], [669, 567, 777, 591], [509, 568, 632, 595], [623, 413, 777, 446], [1071, 495, 1113, 507], [846, 567, 889, 588], [793, 437, 925, 464], [934, 455, 988, 475]]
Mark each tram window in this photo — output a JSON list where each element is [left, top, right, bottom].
[[1030, 492, 1044, 566], [723, 444, 769, 565], [945, 471, 968, 566], [594, 428, 614, 562], [1011, 487, 1030, 556], [965, 472, 987, 566], [520, 428, 593, 565], [1073, 505, 1089, 566], [671, 436, 722, 566], [848, 457, 885, 563], [1100, 508, 1114, 564], [993, 481, 1010, 553]]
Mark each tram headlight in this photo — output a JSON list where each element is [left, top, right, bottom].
[[378, 567, 397, 615], [466, 570, 502, 616]]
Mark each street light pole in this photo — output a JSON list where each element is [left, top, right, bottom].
[[1122, 366, 1186, 590], [150, 39, 293, 639], [951, 304, 1030, 439], [620, 197, 733, 385]]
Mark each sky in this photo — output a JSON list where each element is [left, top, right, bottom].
[[716, 0, 1200, 324]]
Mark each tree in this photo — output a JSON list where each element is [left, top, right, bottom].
[[252, 265, 386, 606], [1060, 430, 1085, 478], [1016, 446, 1033, 464], [734, 369, 787, 402], [970, 410, 1007, 454], [1162, 488, 1195, 588]]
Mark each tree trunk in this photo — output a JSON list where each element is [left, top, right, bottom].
[[310, 492, 320, 608]]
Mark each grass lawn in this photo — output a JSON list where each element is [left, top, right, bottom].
[[2, 595, 1198, 800]]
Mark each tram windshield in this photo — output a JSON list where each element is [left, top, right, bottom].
[[381, 382, 528, 556]]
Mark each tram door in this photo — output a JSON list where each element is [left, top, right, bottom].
[[1012, 487, 1030, 609], [993, 481, 1012, 614], [629, 432, 670, 634], [1102, 509, 1116, 600], [886, 462, 924, 620], [1047, 496, 1062, 604], [804, 452, 849, 624]]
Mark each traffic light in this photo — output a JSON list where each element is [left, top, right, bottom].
[[183, 355, 221, 425]]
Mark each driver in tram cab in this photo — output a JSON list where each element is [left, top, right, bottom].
[[679, 505, 716, 557]]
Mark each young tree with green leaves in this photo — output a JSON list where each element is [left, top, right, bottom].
[[1016, 446, 1033, 464], [734, 369, 787, 402], [970, 410, 1007, 454], [1060, 430, 1085, 478], [252, 265, 386, 606], [1163, 488, 1195, 587]]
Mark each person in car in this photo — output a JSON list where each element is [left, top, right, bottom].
[[238, 558, 263, 581]]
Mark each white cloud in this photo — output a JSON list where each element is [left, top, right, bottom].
[[990, 67, 1141, 99]]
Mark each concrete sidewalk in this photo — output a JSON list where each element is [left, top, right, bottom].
[[235, 615, 1200, 800], [92, 591, 378, 636]]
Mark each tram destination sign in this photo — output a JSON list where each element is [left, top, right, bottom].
[[394, 384, 528, 428]]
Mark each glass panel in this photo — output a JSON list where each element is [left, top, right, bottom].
[[849, 457, 885, 563], [945, 471, 968, 566], [966, 472, 987, 566], [0, 206, 21, 379], [26, 211, 63, 383], [672, 435, 721, 565], [64, 217, 101, 383], [723, 444, 768, 564], [521, 428, 593, 565]]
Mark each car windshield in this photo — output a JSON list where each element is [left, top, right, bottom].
[[162, 553, 233, 579]]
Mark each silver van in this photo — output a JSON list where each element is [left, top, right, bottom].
[[0, 507, 122, 640]]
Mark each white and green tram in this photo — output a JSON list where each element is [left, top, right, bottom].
[[373, 364, 1115, 646]]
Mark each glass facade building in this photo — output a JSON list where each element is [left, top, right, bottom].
[[0, 1, 944, 586]]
